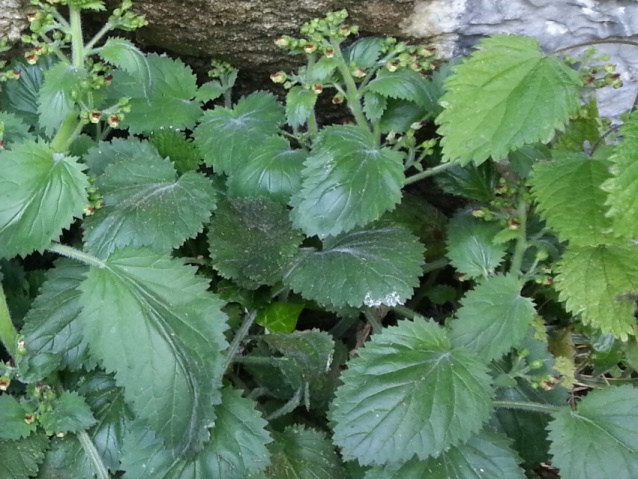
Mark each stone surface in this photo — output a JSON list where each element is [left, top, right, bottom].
[[0, 0, 27, 43]]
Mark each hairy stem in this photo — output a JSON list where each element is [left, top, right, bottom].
[[509, 195, 529, 277], [404, 162, 457, 185], [69, 6, 85, 68], [552, 38, 638, 55], [330, 40, 370, 130], [47, 243, 106, 269], [221, 310, 257, 375], [0, 284, 17, 358], [50, 113, 82, 153], [492, 399, 562, 415]]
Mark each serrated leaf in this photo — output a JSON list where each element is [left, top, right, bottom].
[[0, 141, 89, 258], [436, 34, 582, 164], [208, 197, 303, 288], [450, 275, 536, 362], [256, 302, 304, 333], [307, 56, 338, 82], [78, 247, 228, 454], [530, 151, 612, 245], [83, 152, 216, 258], [367, 69, 433, 108], [19, 260, 91, 382], [0, 111, 34, 148], [378, 99, 428, 133], [99, 37, 150, 93], [38, 62, 86, 136], [549, 385, 638, 479], [435, 162, 499, 201], [603, 110, 638, 239], [267, 425, 347, 479], [508, 143, 550, 179], [0, 433, 48, 479], [290, 124, 405, 237], [284, 224, 424, 308], [344, 37, 385, 69], [107, 54, 202, 134], [554, 99, 601, 153], [38, 391, 96, 434], [554, 242, 638, 339], [227, 136, 306, 204], [363, 92, 387, 123], [0, 58, 53, 128], [364, 430, 525, 479], [195, 80, 226, 102], [121, 387, 271, 479], [286, 86, 317, 128], [194, 92, 284, 174], [446, 212, 507, 278], [330, 318, 492, 465], [83, 137, 159, 176], [0, 395, 36, 440], [150, 128, 202, 173]]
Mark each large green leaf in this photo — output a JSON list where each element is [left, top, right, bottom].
[[0, 141, 89, 258], [284, 224, 424, 308], [446, 212, 507, 278], [343, 37, 385, 69], [194, 92, 284, 174], [208, 197, 303, 288], [121, 387, 272, 479], [290, 124, 405, 237], [0, 395, 36, 440], [98, 37, 150, 92], [530, 151, 612, 245], [449, 275, 536, 362], [83, 137, 160, 176], [364, 430, 524, 479], [436, 35, 582, 164], [38, 62, 87, 136], [0, 433, 48, 479], [83, 151, 216, 258], [330, 318, 492, 465], [150, 129, 202, 174], [267, 425, 347, 479], [555, 243, 638, 339], [38, 391, 96, 435], [548, 385, 638, 479], [78, 248, 228, 454], [603, 110, 638, 239]]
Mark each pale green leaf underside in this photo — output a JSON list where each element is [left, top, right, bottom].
[[531, 151, 612, 245], [449, 275, 536, 362], [0, 433, 48, 479], [364, 430, 525, 479], [290, 124, 405, 237], [0, 141, 89, 258], [330, 318, 492, 465], [436, 34, 581, 164], [83, 152, 216, 258], [284, 224, 424, 308], [548, 385, 638, 479], [78, 248, 228, 454], [555, 243, 638, 339]]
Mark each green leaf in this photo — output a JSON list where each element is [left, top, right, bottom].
[[307, 56, 338, 82], [38, 62, 86, 136], [554, 99, 601, 153], [83, 152, 216, 258], [364, 430, 524, 479], [530, 151, 612, 245], [436, 34, 582, 164], [227, 136, 306, 205], [330, 318, 492, 465], [363, 92, 387, 123], [0, 111, 34, 148], [343, 37, 385, 68], [107, 54, 202, 134], [0, 433, 48, 479], [286, 86, 317, 128], [446, 212, 507, 278], [194, 92, 284, 175], [150, 129, 202, 174], [99, 37, 150, 91], [83, 137, 159, 176], [449, 275, 536, 362], [0, 141, 89, 258], [548, 385, 638, 479], [78, 247, 228, 454], [0, 395, 36, 440], [378, 99, 428, 133], [436, 162, 500, 201], [284, 224, 424, 308], [0, 58, 52, 128], [603, 110, 638, 239], [195, 80, 226, 102], [366, 68, 434, 108], [19, 260, 91, 382], [121, 387, 272, 479], [267, 425, 347, 479], [554, 242, 638, 339], [256, 302, 304, 333], [38, 391, 96, 434], [208, 198, 303, 288], [290, 124, 405, 237], [508, 143, 550, 179]]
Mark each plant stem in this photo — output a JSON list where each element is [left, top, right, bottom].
[[77, 429, 110, 479], [392, 305, 424, 321], [330, 40, 370, 129], [403, 162, 457, 185], [509, 195, 529, 277], [69, 6, 85, 68], [364, 308, 384, 333], [233, 356, 290, 365], [551, 38, 638, 55], [47, 243, 106, 269], [0, 284, 17, 358], [85, 22, 115, 51], [50, 113, 82, 153], [221, 310, 257, 375], [423, 257, 449, 274], [492, 399, 562, 415]]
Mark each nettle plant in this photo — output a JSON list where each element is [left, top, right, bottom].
[[1, 1, 638, 477]]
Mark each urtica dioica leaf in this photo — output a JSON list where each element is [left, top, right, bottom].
[[330, 318, 492, 465], [0, 141, 89, 259], [436, 35, 581, 165], [78, 248, 228, 454]]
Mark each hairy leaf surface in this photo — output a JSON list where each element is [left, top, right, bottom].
[[436, 35, 581, 164], [330, 318, 492, 465], [548, 386, 638, 479], [0, 433, 48, 479], [0, 141, 89, 258], [78, 248, 228, 454], [290, 124, 405, 237], [284, 224, 424, 308]]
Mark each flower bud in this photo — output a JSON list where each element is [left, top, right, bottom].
[[386, 60, 399, 72], [311, 83, 323, 94], [0, 377, 10, 391], [108, 115, 121, 128], [351, 67, 366, 78], [274, 36, 290, 48], [303, 42, 317, 54], [270, 71, 287, 84], [89, 111, 102, 123], [324, 47, 335, 58]]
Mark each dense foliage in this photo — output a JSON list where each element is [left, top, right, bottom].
[[1, 1, 638, 478]]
